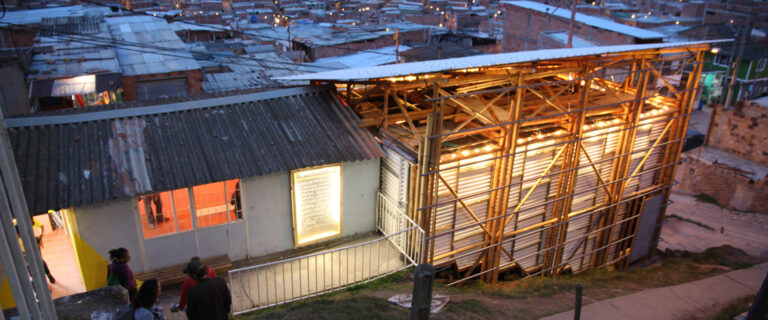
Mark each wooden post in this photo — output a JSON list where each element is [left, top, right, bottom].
[[411, 263, 436, 320]]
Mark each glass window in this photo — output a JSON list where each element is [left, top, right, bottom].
[[291, 164, 342, 246], [139, 191, 178, 238], [192, 181, 230, 228], [138, 179, 241, 239]]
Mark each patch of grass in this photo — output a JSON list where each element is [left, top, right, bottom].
[[707, 295, 755, 320], [236, 296, 409, 320], [436, 299, 492, 319], [668, 214, 716, 231], [341, 269, 412, 293], [695, 193, 720, 206], [692, 246, 763, 270]]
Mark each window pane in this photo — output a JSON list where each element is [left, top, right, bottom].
[[139, 191, 177, 238], [227, 180, 243, 221], [172, 189, 193, 232], [193, 181, 230, 228]]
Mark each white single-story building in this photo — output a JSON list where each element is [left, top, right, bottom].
[[4, 86, 384, 293]]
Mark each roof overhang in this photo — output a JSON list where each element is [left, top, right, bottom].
[[276, 40, 730, 82]]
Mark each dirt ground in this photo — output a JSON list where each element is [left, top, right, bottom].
[[661, 193, 768, 258]]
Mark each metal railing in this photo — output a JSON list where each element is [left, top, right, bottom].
[[228, 193, 424, 315], [376, 192, 423, 264]]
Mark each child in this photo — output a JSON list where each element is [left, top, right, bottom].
[[107, 248, 137, 302]]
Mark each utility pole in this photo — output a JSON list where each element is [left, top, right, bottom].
[[567, 0, 576, 48], [723, 12, 752, 110], [395, 28, 400, 63]]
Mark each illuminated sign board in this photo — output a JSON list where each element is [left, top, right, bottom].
[[291, 164, 342, 246]]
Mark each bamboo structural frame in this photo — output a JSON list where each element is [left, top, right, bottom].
[[324, 43, 712, 284]]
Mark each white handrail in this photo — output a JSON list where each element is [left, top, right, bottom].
[[228, 193, 425, 314]]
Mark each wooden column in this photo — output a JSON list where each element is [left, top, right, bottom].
[[647, 49, 707, 260], [484, 72, 524, 282], [592, 58, 650, 268], [545, 65, 592, 275]]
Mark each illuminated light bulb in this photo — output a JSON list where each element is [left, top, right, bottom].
[[462, 150, 470, 156], [583, 125, 590, 130], [580, 80, 586, 86], [517, 139, 525, 144], [537, 134, 543, 139], [675, 21, 679, 25], [631, 14, 636, 19], [484, 145, 493, 152], [451, 153, 457, 158], [711, 47, 720, 54], [613, 119, 621, 124]]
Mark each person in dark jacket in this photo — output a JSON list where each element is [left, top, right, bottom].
[[185, 259, 231, 320], [107, 248, 137, 302]]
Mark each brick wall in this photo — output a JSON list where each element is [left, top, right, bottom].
[[706, 101, 768, 167], [501, 6, 633, 52], [121, 70, 202, 101], [675, 154, 768, 213]]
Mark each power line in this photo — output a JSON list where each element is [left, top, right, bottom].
[[80, 0, 449, 61], [2, 22, 336, 73]]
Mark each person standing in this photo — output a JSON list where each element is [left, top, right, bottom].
[[184, 259, 231, 320], [170, 257, 217, 313], [107, 248, 138, 302]]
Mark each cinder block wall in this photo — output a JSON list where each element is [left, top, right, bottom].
[[707, 101, 768, 167], [675, 154, 768, 213]]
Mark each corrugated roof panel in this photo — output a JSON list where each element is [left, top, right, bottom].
[[277, 40, 728, 81], [8, 86, 381, 213]]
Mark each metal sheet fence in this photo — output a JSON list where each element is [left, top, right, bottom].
[[228, 193, 424, 314]]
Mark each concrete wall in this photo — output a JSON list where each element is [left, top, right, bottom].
[[72, 199, 145, 273], [0, 61, 32, 116], [242, 158, 380, 257], [68, 158, 379, 275]]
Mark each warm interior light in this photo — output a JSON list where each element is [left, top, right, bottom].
[[711, 47, 720, 54], [292, 165, 342, 245]]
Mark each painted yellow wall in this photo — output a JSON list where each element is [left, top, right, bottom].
[[0, 277, 16, 310], [64, 209, 108, 291]]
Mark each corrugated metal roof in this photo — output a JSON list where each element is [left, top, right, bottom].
[[501, 1, 666, 39], [0, 5, 113, 26], [105, 16, 201, 76], [27, 15, 122, 81], [276, 40, 728, 81], [7, 86, 382, 213]]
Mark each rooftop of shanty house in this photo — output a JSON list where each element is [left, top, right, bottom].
[[280, 40, 728, 283], [6, 86, 381, 214]]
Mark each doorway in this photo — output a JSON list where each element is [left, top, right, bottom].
[[33, 212, 86, 299]]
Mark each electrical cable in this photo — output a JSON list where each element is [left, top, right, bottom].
[[80, 0, 453, 61], [3, 21, 337, 73]]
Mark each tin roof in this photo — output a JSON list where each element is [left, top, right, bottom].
[[105, 16, 201, 76], [6, 86, 381, 213], [277, 40, 727, 81], [0, 5, 113, 26], [28, 15, 121, 81], [501, 1, 666, 40]]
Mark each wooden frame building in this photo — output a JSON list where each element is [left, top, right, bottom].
[[282, 40, 723, 284]]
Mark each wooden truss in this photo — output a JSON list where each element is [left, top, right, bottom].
[[332, 44, 710, 284]]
